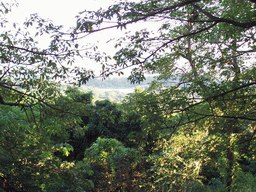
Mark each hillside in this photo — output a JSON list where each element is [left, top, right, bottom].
[[84, 76, 155, 89]]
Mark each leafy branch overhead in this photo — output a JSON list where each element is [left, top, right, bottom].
[[0, 2, 96, 108], [70, 1, 255, 89], [72, 0, 256, 124], [1, 0, 256, 108]]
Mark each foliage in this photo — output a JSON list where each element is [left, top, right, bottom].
[[58, 87, 143, 161], [0, 104, 92, 191], [1, 0, 256, 191], [83, 137, 149, 191], [72, 0, 256, 190], [149, 130, 208, 191], [0, 0, 97, 109]]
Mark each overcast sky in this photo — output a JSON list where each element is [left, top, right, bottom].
[[8, 0, 117, 25], [4, 0, 154, 77], [4, 1, 122, 74]]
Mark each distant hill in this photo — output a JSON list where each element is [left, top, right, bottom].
[[68, 76, 155, 102], [84, 76, 155, 89], [60, 76, 181, 102]]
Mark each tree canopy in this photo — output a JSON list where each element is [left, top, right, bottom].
[[1, 0, 256, 191], [73, 0, 256, 190]]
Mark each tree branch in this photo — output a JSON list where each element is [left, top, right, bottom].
[[72, 0, 201, 39], [193, 111, 256, 121], [175, 81, 256, 112], [0, 84, 80, 116], [100, 22, 217, 77], [192, 3, 256, 28]]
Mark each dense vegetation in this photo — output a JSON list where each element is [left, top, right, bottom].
[[1, 0, 256, 191]]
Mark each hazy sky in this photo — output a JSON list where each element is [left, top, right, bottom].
[[5, 0, 124, 74], [8, 0, 117, 25], [5, 0, 151, 77]]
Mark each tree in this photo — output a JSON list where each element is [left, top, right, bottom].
[[73, 0, 256, 85], [0, 101, 91, 191], [0, 1, 97, 110], [0, 3, 97, 190], [83, 137, 149, 191], [59, 87, 143, 161], [73, 0, 256, 190]]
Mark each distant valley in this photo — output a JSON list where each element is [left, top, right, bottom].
[[78, 76, 155, 102]]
